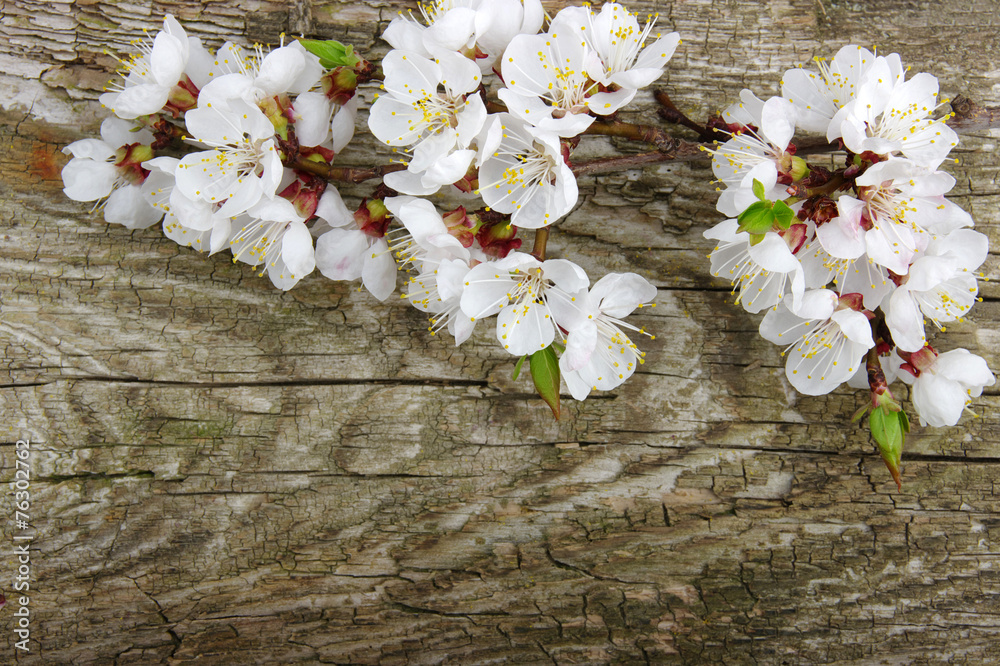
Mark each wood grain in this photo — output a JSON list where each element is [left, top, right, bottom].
[[2, 0, 1000, 663]]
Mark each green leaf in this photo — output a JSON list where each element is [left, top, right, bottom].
[[869, 405, 905, 491], [772, 199, 796, 229], [529, 346, 561, 421], [752, 178, 766, 201], [511, 355, 528, 381], [737, 200, 775, 235], [297, 38, 361, 68]]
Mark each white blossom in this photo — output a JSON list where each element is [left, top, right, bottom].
[[476, 114, 578, 228], [369, 50, 486, 195], [759, 289, 874, 395], [100, 15, 196, 119], [383, 0, 544, 72], [229, 197, 315, 290], [61, 117, 162, 229], [883, 228, 988, 352], [314, 191, 397, 301], [460, 253, 590, 355], [832, 62, 958, 168], [710, 92, 798, 216], [174, 95, 283, 218], [703, 219, 806, 314], [899, 346, 995, 427], [141, 156, 232, 253], [561, 272, 657, 400], [498, 29, 598, 137], [550, 2, 680, 114], [780, 45, 887, 133]]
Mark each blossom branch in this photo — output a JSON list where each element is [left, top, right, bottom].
[[291, 157, 407, 184], [583, 119, 678, 152], [653, 89, 727, 142]]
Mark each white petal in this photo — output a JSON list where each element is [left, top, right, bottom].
[[315, 228, 367, 280], [362, 240, 397, 301], [315, 188, 354, 228], [912, 373, 967, 427], [255, 46, 305, 96], [105, 185, 163, 229], [496, 301, 555, 355], [280, 220, 315, 278], [293, 92, 331, 148], [331, 97, 358, 154], [62, 159, 117, 201], [884, 287, 926, 352]]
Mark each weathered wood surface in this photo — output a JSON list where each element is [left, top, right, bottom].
[[2, 0, 1000, 663]]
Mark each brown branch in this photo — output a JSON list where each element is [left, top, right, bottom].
[[583, 120, 677, 152], [531, 227, 549, 261], [291, 158, 407, 184], [653, 89, 726, 142]]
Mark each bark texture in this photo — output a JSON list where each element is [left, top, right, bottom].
[[2, 0, 1000, 663]]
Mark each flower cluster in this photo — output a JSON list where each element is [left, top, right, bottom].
[[62, 13, 993, 450], [359, 1, 678, 402], [63, 5, 675, 408], [64, 16, 364, 290], [372, 1, 679, 228], [704, 46, 994, 476]]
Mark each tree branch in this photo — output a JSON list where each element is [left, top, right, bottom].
[[291, 158, 407, 184], [531, 227, 549, 261], [583, 120, 678, 152]]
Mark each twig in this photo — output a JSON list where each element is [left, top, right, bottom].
[[291, 158, 407, 184], [531, 227, 549, 261], [653, 90, 726, 142], [583, 119, 677, 152]]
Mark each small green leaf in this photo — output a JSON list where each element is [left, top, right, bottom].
[[747, 232, 766, 246], [529, 345, 561, 421], [298, 38, 361, 68], [869, 405, 905, 491], [752, 178, 766, 201], [772, 199, 795, 229], [511, 354, 528, 381], [737, 200, 775, 235]]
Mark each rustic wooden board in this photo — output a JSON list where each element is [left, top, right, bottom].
[[2, 0, 1000, 663]]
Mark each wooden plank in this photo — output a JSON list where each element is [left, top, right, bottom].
[[1, 0, 999, 662]]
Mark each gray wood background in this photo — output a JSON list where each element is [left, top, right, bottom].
[[2, 0, 1000, 663]]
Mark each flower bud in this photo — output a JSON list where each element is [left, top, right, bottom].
[[442, 206, 476, 248], [907, 345, 939, 375], [778, 223, 808, 254], [322, 67, 358, 106], [300, 144, 336, 165], [165, 76, 200, 116], [451, 162, 479, 194], [475, 215, 521, 258], [258, 96, 290, 140], [279, 176, 327, 220], [355, 198, 390, 238], [114, 143, 153, 184], [788, 155, 809, 182]]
